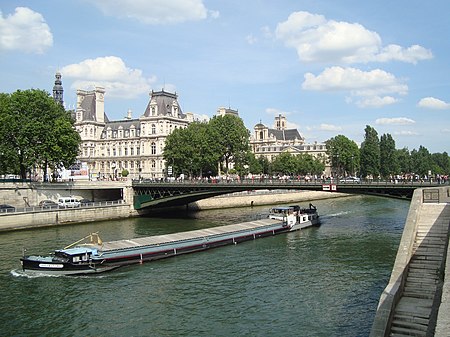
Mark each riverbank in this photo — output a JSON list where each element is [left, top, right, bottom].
[[0, 190, 349, 232], [188, 190, 350, 210]]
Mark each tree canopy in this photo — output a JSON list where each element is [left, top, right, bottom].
[[325, 135, 359, 176], [0, 89, 81, 180], [164, 115, 250, 177]]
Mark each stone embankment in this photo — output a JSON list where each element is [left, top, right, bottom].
[[189, 190, 349, 210], [370, 186, 450, 337]]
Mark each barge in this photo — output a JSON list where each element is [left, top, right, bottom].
[[20, 204, 319, 275]]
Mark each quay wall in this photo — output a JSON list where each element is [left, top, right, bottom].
[[0, 204, 134, 232], [189, 190, 349, 210]]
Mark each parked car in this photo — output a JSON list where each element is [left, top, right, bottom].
[[0, 204, 15, 212], [39, 200, 58, 209], [339, 177, 361, 183], [79, 198, 93, 205]]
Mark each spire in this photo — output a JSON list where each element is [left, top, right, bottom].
[[53, 72, 64, 106]]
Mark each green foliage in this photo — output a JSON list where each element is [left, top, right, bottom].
[[380, 133, 399, 178], [271, 152, 324, 176], [164, 115, 250, 177], [208, 114, 250, 174], [396, 148, 412, 174], [326, 135, 360, 176], [360, 125, 380, 178], [0, 89, 81, 179], [411, 146, 432, 176], [121, 169, 129, 177]]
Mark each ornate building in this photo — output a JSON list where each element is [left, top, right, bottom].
[[250, 114, 329, 174], [74, 88, 193, 179]]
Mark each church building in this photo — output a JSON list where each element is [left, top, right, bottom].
[[250, 114, 328, 172]]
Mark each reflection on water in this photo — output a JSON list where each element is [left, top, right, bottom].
[[1, 195, 408, 336]]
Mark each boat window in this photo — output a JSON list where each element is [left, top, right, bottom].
[[73, 256, 80, 262]]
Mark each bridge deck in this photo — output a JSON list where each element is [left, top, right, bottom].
[[100, 218, 281, 251]]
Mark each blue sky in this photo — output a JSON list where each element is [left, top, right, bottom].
[[1, 0, 449, 153]]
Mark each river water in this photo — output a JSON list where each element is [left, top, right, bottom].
[[0, 195, 408, 337]]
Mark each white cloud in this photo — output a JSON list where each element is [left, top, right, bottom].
[[302, 66, 407, 107], [417, 97, 450, 110], [0, 7, 53, 54], [89, 0, 217, 24], [61, 56, 156, 99], [306, 124, 342, 131], [246, 34, 257, 45], [375, 117, 416, 125], [275, 11, 432, 64], [265, 107, 291, 116], [393, 130, 420, 136], [318, 124, 342, 131]]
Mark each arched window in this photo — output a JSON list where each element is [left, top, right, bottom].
[[259, 131, 264, 140], [151, 142, 156, 155]]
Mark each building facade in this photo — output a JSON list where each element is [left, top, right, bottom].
[[250, 114, 330, 175], [74, 87, 193, 180]]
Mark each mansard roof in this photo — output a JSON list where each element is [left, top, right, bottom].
[[78, 91, 109, 122], [105, 119, 140, 131], [143, 90, 186, 118], [268, 128, 304, 141]]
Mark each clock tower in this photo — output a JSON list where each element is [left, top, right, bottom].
[[52, 72, 64, 106]]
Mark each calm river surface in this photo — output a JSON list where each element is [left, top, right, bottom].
[[1, 195, 409, 337]]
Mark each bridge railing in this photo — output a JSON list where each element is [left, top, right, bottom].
[[132, 177, 446, 188]]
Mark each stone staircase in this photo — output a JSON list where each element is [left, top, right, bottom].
[[389, 204, 450, 337]]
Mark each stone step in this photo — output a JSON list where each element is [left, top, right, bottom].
[[408, 261, 441, 269], [391, 319, 428, 332], [392, 314, 430, 326], [390, 325, 427, 336]]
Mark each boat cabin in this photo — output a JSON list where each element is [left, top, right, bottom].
[[54, 247, 98, 264]]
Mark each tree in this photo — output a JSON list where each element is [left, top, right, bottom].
[[430, 152, 450, 175], [360, 125, 380, 178], [396, 147, 411, 174], [208, 115, 250, 174], [0, 89, 81, 180], [271, 152, 297, 175], [326, 135, 360, 177], [380, 133, 398, 178], [411, 146, 432, 176]]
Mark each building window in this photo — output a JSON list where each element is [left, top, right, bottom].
[[259, 131, 264, 140], [113, 148, 116, 156], [151, 160, 156, 168], [151, 124, 156, 134], [151, 142, 156, 155]]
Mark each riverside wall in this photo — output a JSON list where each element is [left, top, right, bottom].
[[188, 190, 349, 210], [0, 204, 135, 232]]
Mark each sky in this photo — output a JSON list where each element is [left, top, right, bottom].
[[0, 0, 449, 153]]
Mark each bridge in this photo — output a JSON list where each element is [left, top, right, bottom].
[[132, 179, 444, 210]]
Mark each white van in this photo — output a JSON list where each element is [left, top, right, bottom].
[[58, 197, 81, 208]]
